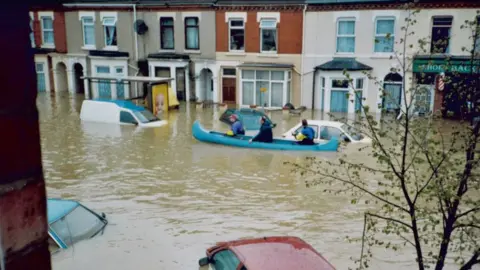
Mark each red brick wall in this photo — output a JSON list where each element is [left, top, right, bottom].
[[32, 13, 42, 47], [216, 10, 303, 54], [54, 11, 67, 53]]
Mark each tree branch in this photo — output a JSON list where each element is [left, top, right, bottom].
[[367, 212, 413, 230], [457, 207, 480, 220], [453, 223, 480, 231], [459, 249, 480, 270]]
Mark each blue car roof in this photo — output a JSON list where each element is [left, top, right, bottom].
[[93, 99, 146, 112], [47, 199, 80, 224]]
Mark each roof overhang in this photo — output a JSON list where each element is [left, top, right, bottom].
[[237, 62, 294, 69]]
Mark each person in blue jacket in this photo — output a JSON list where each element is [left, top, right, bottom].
[[226, 114, 245, 136], [296, 119, 316, 145], [249, 116, 273, 143]]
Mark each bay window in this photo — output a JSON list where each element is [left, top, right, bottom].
[[336, 19, 355, 53], [240, 70, 291, 108], [260, 19, 277, 53], [374, 18, 395, 53]]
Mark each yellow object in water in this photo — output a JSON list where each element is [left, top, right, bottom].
[[295, 133, 306, 141], [168, 87, 180, 108], [226, 130, 234, 136]]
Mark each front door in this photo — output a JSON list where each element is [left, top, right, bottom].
[[222, 78, 236, 104], [330, 90, 348, 113], [176, 67, 186, 101]]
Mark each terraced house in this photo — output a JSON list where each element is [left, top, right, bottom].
[[302, 0, 480, 117], [215, 0, 305, 108]]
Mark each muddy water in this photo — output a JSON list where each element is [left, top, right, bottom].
[[37, 93, 457, 270]]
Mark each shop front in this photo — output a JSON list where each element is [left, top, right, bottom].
[[412, 55, 480, 118]]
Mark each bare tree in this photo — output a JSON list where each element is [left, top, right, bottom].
[[289, 5, 480, 270]]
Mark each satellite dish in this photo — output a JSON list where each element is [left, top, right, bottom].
[[134, 20, 148, 35]]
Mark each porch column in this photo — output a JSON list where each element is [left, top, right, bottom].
[[0, 5, 51, 270], [67, 69, 74, 93], [212, 76, 219, 103], [324, 77, 331, 113], [185, 67, 190, 102], [84, 79, 90, 99], [195, 75, 201, 101]]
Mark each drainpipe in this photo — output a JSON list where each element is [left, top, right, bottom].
[[300, 4, 307, 107], [311, 67, 317, 110], [133, 4, 138, 63]]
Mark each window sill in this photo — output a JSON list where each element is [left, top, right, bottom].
[[184, 49, 201, 54], [370, 53, 394, 59], [103, 46, 119, 51], [160, 49, 175, 53], [334, 52, 355, 56], [257, 52, 278, 58], [41, 44, 55, 49], [82, 45, 96, 51]]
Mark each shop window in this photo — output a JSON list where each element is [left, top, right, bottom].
[[431, 16, 452, 54]]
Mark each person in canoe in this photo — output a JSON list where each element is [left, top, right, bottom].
[[249, 116, 273, 143], [295, 119, 316, 145], [226, 114, 245, 136]]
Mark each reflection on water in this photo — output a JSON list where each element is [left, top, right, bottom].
[[37, 93, 457, 270]]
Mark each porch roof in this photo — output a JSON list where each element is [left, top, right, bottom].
[[81, 75, 173, 83], [147, 53, 190, 61], [237, 62, 294, 69], [314, 58, 373, 71]]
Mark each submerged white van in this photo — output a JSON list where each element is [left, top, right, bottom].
[[80, 99, 167, 127]]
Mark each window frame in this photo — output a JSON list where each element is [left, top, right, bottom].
[[259, 18, 278, 54], [222, 68, 237, 77], [40, 16, 55, 47], [228, 18, 245, 52], [430, 16, 453, 54], [240, 69, 290, 108], [336, 18, 356, 54], [319, 126, 344, 140], [102, 16, 118, 49], [160, 17, 175, 50], [30, 14, 35, 48], [374, 17, 395, 53], [81, 16, 96, 49], [184, 16, 200, 50]]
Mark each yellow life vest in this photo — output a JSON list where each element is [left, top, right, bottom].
[[295, 133, 306, 141], [226, 130, 234, 136]]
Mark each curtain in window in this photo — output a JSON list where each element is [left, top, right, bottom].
[[105, 26, 116, 46], [271, 82, 283, 107], [375, 20, 394, 52], [355, 91, 363, 112], [83, 19, 95, 45], [42, 18, 54, 44], [161, 27, 174, 49], [337, 21, 355, 53], [261, 29, 277, 51], [36, 64, 46, 92], [242, 81, 254, 105], [256, 81, 268, 106], [330, 90, 348, 112], [383, 84, 402, 111], [185, 18, 199, 49], [96, 66, 111, 98]]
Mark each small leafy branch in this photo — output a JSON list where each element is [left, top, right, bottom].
[[288, 5, 480, 270]]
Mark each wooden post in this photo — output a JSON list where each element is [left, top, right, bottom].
[[0, 4, 51, 270]]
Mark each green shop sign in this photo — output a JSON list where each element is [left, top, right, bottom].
[[412, 59, 480, 74]]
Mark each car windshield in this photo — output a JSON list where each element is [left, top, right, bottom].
[[341, 124, 364, 141], [220, 109, 273, 130], [133, 110, 158, 123], [50, 205, 106, 247]]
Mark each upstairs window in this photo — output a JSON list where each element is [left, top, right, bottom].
[[260, 19, 277, 53], [185, 17, 199, 50], [374, 18, 395, 53], [41, 16, 54, 46], [30, 16, 35, 47], [431, 16, 452, 54], [102, 17, 117, 47], [475, 16, 480, 54], [160, 17, 174, 50], [81, 17, 95, 47], [337, 19, 355, 53], [229, 19, 244, 51]]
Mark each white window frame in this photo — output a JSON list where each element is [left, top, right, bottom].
[[259, 19, 278, 54], [228, 19, 245, 52], [336, 18, 356, 54], [374, 17, 395, 53], [81, 15, 96, 50], [222, 68, 237, 78], [430, 16, 453, 54], [29, 12, 35, 48], [239, 69, 290, 108], [39, 13, 55, 48], [101, 12, 118, 51]]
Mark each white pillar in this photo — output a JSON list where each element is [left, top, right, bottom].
[[84, 79, 90, 99], [170, 66, 177, 98], [324, 77, 331, 113], [348, 83, 355, 114], [212, 76, 218, 103], [195, 76, 201, 101], [67, 69, 74, 93], [185, 66, 190, 102], [53, 68, 59, 93]]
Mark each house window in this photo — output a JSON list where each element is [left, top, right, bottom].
[[355, 78, 364, 112], [336, 19, 355, 53], [260, 19, 277, 53], [374, 18, 395, 53], [30, 17, 35, 47], [229, 19, 244, 51], [185, 17, 199, 50], [155, 67, 171, 78], [330, 79, 349, 113], [240, 70, 290, 107], [102, 17, 117, 47], [431, 16, 453, 54], [223, 68, 236, 76], [160, 17, 174, 50], [115, 67, 125, 99], [36, 63, 46, 92], [81, 17, 95, 47], [40, 16, 54, 46], [96, 66, 111, 98]]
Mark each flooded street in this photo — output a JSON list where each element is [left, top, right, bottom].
[[38, 93, 462, 270]]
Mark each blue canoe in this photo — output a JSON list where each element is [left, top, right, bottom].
[[192, 120, 339, 151]]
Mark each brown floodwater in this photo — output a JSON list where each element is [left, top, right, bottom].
[[37, 93, 473, 270]]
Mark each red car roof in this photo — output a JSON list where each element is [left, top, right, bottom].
[[207, 236, 335, 270]]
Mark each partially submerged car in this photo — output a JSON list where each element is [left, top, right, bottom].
[[220, 108, 276, 135], [80, 99, 167, 127], [282, 120, 372, 144], [47, 198, 108, 254], [199, 236, 335, 270]]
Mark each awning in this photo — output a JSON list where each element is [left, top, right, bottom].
[[314, 58, 373, 71], [81, 76, 173, 83], [237, 62, 294, 69]]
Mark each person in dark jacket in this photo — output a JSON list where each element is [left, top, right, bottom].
[[249, 116, 273, 143], [296, 119, 316, 145]]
